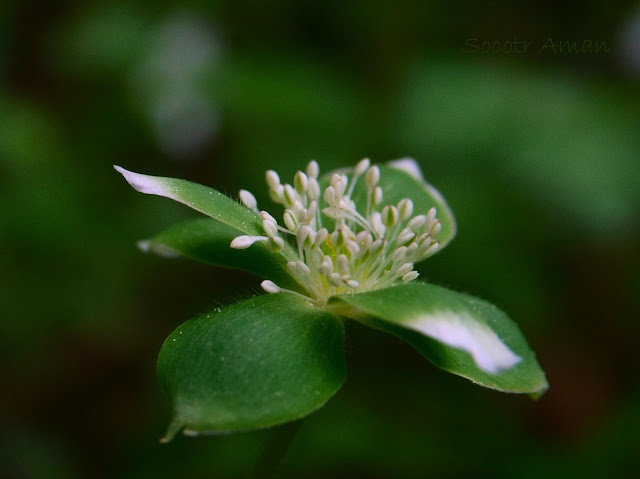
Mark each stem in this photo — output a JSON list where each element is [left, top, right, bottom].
[[252, 420, 302, 479]]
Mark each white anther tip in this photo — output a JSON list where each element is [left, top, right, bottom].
[[402, 271, 420, 282], [398, 198, 414, 220], [261, 280, 281, 294], [306, 160, 319, 179], [365, 166, 380, 189], [354, 158, 371, 176], [239, 189, 258, 211], [372, 186, 383, 206], [294, 171, 309, 194], [230, 235, 268, 249], [266, 170, 280, 189]]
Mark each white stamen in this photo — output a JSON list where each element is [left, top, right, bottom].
[[306, 160, 319, 179], [231, 158, 444, 304], [371, 212, 386, 238], [239, 189, 258, 213], [319, 256, 333, 275], [323, 186, 336, 206], [418, 242, 439, 258], [261, 280, 281, 293], [337, 254, 349, 273], [402, 271, 419, 282], [395, 263, 414, 277], [269, 236, 284, 251], [365, 166, 380, 189], [283, 210, 297, 231], [230, 235, 269, 249], [308, 178, 321, 200], [392, 246, 408, 261], [315, 228, 328, 247], [296, 260, 311, 274], [354, 158, 371, 176], [266, 170, 280, 190], [398, 199, 413, 220], [396, 230, 416, 246], [408, 215, 427, 231], [260, 211, 277, 223], [431, 220, 442, 236], [268, 184, 284, 202], [381, 205, 398, 227], [283, 184, 298, 206], [294, 171, 309, 194], [262, 220, 278, 238], [369, 238, 384, 255], [372, 186, 383, 206]]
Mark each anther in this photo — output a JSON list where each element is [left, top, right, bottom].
[[261, 280, 281, 293], [306, 160, 319, 179], [283, 210, 297, 231], [365, 166, 380, 189], [402, 271, 419, 282], [266, 170, 280, 190], [239, 189, 259, 213], [398, 199, 413, 220], [354, 158, 371, 176], [294, 171, 309, 194], [230, 235, 268, 249]]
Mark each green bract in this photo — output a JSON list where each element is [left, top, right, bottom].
[[116, 158, 547, 441]]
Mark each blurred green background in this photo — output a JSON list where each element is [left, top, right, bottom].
[[1, 1, 639, 478]]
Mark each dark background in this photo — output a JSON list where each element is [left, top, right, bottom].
[[1, 1, 639, 478]]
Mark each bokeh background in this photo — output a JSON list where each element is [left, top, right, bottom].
[[2, 1, 639, 478]]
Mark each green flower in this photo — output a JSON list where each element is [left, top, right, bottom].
[[116, 158, 547, 441]]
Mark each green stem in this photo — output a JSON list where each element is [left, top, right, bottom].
[[252, 420, 302, 479]]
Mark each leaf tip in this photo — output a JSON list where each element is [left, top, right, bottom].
[[160, 417, 185, 444], [137, 239, 181, 258], [114, 165, 171, 197], [528, 378, 550, 400]]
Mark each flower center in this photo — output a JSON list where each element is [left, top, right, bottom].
[[231, 159, 441, 305]]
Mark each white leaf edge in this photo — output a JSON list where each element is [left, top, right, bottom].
[[388, 157, 425, 181], [405, 310, 522, 374], [137, 240, 181, 258], [114, 165, 178, 199]]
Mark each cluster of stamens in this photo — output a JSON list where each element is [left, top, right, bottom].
[[231, 159, 441, 306]]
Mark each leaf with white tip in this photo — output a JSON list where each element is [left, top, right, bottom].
[[331, 282, 547, 395], [114, 165, 263, 235], [157, 293, 346, 440], [139, 218, 300, 290]]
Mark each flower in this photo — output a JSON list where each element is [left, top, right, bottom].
[[231, 159, 442, 306], [115, 157, 547, 440]]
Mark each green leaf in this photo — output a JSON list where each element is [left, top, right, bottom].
[[138, 218, 301, 290], [330, 282, 547, 395], [157, 293, 346, 440], [114, 165, 263, 235]]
